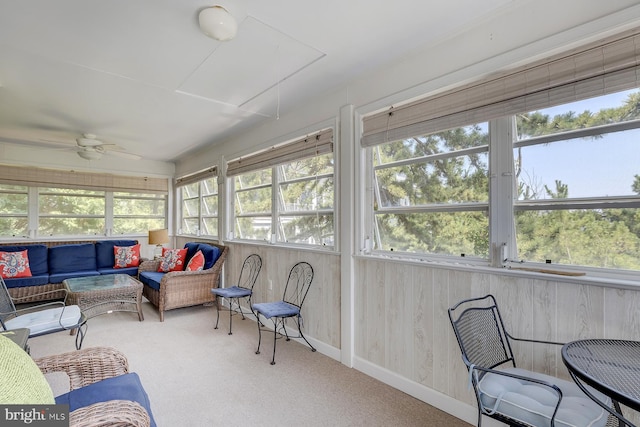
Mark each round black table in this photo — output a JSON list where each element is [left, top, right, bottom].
[[562, 339, 640, 426]]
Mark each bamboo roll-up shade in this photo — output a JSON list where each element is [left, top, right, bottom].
[[362, 28, 640, 147], [0, 165, 168, 193], [175, 166, 218, 187], [226, 128, 333, 176]]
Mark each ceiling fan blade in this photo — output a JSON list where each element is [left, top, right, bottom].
[[106, 150, 142, 160]]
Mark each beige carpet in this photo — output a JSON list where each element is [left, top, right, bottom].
[[29, 300, 470, 427]]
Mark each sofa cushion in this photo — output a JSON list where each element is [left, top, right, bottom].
[[478, 367, 609, 427], [3, 274, 50, 289], [0, 334, 55, 404], [49, 244, 97, 275], [184, 243, 220, 270], [49, 271, 100, 284], [0, 250, 32, 279], [55, 373, 156, 427], [0, 245, 48, 276], [139, 272, 164, 291], [95, 240, 138, 269], [98, 267, 138, 277]]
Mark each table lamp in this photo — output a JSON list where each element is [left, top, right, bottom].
[[148, 228, 169, 259]]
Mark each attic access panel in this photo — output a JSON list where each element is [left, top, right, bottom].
[[178, 16, 324, 110]]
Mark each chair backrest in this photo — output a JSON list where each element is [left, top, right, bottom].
[[282, 262, 313, 309], [448, 294, 516, 377], [0, 277, 18, 329], [237, 254, 262, 291]]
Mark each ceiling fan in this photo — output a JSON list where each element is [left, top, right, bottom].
[[34, 133, 142, 161]]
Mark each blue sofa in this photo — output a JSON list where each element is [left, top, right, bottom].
[[1, 240, 140, 302]]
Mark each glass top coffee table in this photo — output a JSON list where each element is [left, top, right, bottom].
[[63, 274, 144, 321]]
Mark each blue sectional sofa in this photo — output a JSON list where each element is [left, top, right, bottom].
[[0, 240, 140, 302]]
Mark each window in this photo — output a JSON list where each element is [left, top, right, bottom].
[[234, 169, 272, 240], [0, 184, 28, 238], [179, 176, 219, 237], [228, 128, 335, 248], [363, 29, 640, 272], [277, 153, 334, 246], [113, 192, 167, 235], [0, 166, 168, 239], [372, 124, 489, 257], [513, 90, 640, 270], [38, 187, 105, 236]]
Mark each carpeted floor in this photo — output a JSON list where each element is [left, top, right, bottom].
[[29, 299, 471, 426]]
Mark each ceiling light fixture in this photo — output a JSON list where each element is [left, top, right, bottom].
[[199, 5, 237, 41], [77, 147, 103, 161]]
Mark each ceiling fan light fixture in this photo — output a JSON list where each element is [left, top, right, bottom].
[[77, 147, 103, 161], [199, 5, 237, 41]]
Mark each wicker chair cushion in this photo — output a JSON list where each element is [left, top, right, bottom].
[[5, 305, 82, 335], [138, 272, 164, 291], [184, 243, 220, 270], [55, 372, 156, 427], [478, 367, 609, 427], [0, 334, 54, 404]]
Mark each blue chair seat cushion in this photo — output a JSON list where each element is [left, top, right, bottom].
[[139, 272, 164, 291], [211, 286, 251, 298], [252, 301, 299, 319], [478, 367, 610, 427], [55, 373, 156, 427]]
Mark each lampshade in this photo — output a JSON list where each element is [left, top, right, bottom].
[[148, 229, 169, 245], [199, 6, 237, 41]]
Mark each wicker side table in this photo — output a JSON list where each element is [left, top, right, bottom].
[[64, 274, 144, 321]]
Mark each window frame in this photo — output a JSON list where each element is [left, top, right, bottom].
[[177, 176, 219, 239], [228, 129, 337, 250]]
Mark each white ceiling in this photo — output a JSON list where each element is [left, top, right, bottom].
[[0, 0, 514, 164]]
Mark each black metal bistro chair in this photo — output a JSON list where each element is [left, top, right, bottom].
[[211, 254, 262, 335], [252, 262, 316, 365], [448, 294, 615, 427], [0, 277, 87, 350]]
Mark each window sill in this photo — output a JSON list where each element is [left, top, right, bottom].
[[356, 252, 640, 291]]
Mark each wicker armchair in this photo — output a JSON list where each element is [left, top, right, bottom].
[[34, 347, 152, 427], [138, 243, 228, 321]]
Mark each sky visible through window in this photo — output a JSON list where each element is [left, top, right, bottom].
[[520, 90, 639, 199]]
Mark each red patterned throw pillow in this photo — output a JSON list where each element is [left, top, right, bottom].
[[0, 250, 33, 279], [113, 244, 141, 269], [185, 250, 205, 271], [157, 248, 188, 272]]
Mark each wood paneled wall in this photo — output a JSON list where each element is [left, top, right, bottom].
[[355, 257, 640, 421], [183, 237, 640, 422], [221, 242, 341, 349]]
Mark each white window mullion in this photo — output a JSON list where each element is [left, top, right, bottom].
[[489, 117, 516, 267]]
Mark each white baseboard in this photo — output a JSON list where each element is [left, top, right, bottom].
[[352, 356, 481, 426]]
